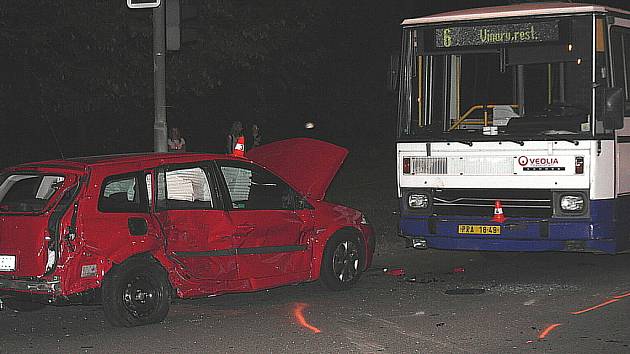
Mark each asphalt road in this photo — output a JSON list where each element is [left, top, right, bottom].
[[1, 247, 629, 354]]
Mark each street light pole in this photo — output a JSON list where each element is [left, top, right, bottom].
[[153, 2, 168, 152]]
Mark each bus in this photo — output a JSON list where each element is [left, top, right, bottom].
[[396, 2, 630, 253]]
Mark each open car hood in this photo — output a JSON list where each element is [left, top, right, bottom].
[[247, 138, 348, 200]]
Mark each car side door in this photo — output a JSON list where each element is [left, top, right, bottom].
[[153, 163, 237, 282], [214, 160, 313, 285]]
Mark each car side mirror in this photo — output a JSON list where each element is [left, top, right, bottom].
[[603, 87, 624, 130]]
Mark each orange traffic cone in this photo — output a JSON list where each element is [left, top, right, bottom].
[[492, 200, 506, 223], [233, 136, 245, 157]]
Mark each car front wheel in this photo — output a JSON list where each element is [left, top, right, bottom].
[[102, 258, 171, 327], [320, 232, 364, 291]]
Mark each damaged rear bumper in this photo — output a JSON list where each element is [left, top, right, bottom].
[[0, 275, 61, 294]]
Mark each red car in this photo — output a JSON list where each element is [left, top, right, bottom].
[[0, 138, 374, 326]]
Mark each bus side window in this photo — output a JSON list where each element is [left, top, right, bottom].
[[610, 27, 630, 115]]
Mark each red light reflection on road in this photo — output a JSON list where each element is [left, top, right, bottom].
[[293, 302, 321, 334], [570, 298, 620, 315], [533, 290, 629, 343], [613, 291, 630, 299], [538, 323, 561, 340]]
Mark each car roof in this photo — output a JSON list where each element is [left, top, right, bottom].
[[8, 153, 242, 173], [402, 2, 629, 26]]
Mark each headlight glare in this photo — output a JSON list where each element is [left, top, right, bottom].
[[560, 195, 584, 212], [408, 193, 429, 209]]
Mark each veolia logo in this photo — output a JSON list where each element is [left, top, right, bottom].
[[518, 156, 560, 167], [517, 156, 528, 166]]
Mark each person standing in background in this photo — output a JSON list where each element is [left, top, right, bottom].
[[167, 127, 186, 152], [247, 123, 262, 150], [226, 121, 244, 154]]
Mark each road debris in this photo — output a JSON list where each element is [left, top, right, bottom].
[[452, 267, 465, 273], [383, 268, 406, 277]]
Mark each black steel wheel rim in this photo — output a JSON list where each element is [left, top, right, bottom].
[[122, 273, 162, 318]]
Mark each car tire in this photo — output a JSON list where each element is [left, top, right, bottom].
[[319, 232, 364, 291], [3, 298, 46, 312], [102, 257, 171, 327]]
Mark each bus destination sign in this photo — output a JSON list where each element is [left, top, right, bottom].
[[435, 21, 560, 48]]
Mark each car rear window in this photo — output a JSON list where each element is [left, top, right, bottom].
[[99, 174, 147, 213], [0, 173, 65, 212]]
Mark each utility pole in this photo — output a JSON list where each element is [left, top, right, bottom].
[[127, 0, 167, 152], [153, 3, 168, 152]]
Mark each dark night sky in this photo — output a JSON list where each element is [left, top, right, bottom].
[[1, 0, 629, 167]]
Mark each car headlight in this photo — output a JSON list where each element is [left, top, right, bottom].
[[408, 193, 429, 209], [560, 195, 584, 212]]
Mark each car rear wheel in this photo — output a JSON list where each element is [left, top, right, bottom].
[[102, 258, 171, 327], [320, 232, 364, 291]]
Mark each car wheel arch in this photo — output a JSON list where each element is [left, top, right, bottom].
[[105, 237, 163, 265], [101, 253, 173, 327], [311, 226, 365, 280]]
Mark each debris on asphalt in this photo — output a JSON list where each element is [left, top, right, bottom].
[[452, 267, 465, 273], [383, 268, 406, 277]]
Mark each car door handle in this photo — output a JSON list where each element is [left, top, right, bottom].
[[234, 224, 255, 236]]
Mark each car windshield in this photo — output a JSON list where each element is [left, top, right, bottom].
[[0, 173, 65, 212], [398, 15, 607, 141]]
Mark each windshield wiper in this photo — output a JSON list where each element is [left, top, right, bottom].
[[455, 140, 473, 146], [539, 132, 580, 145], [500, 139, 524, 146], [555, 137, 580, 145]]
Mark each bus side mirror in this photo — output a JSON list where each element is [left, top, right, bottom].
[[603, 87, 624, 130]]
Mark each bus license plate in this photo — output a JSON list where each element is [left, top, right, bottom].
[[0, 255, 16, 271], [458, 225, 501, 235]]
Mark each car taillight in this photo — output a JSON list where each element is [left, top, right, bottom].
[[403, 158, 410, 174]]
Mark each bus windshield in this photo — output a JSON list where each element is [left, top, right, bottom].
[[398, 15, 607, 141]]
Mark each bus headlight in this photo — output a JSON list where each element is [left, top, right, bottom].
[[408, 193, 429, 209], [560, 195, 584, 212], [553, 191, 588, 217]]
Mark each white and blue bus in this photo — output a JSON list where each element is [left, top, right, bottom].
[[396, 2, 630, 253]]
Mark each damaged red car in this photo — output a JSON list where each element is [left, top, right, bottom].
[[0, 138, 374, 326]]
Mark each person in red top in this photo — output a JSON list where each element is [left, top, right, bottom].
[[226, 121, 244, 155]]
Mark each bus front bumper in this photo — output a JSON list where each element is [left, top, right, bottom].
[[399, 215, 619, 254]]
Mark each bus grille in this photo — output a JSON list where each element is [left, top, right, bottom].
[[411, 157, 448, 174], [409, 156, 514, 175], [433, 189, 552, 218]]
